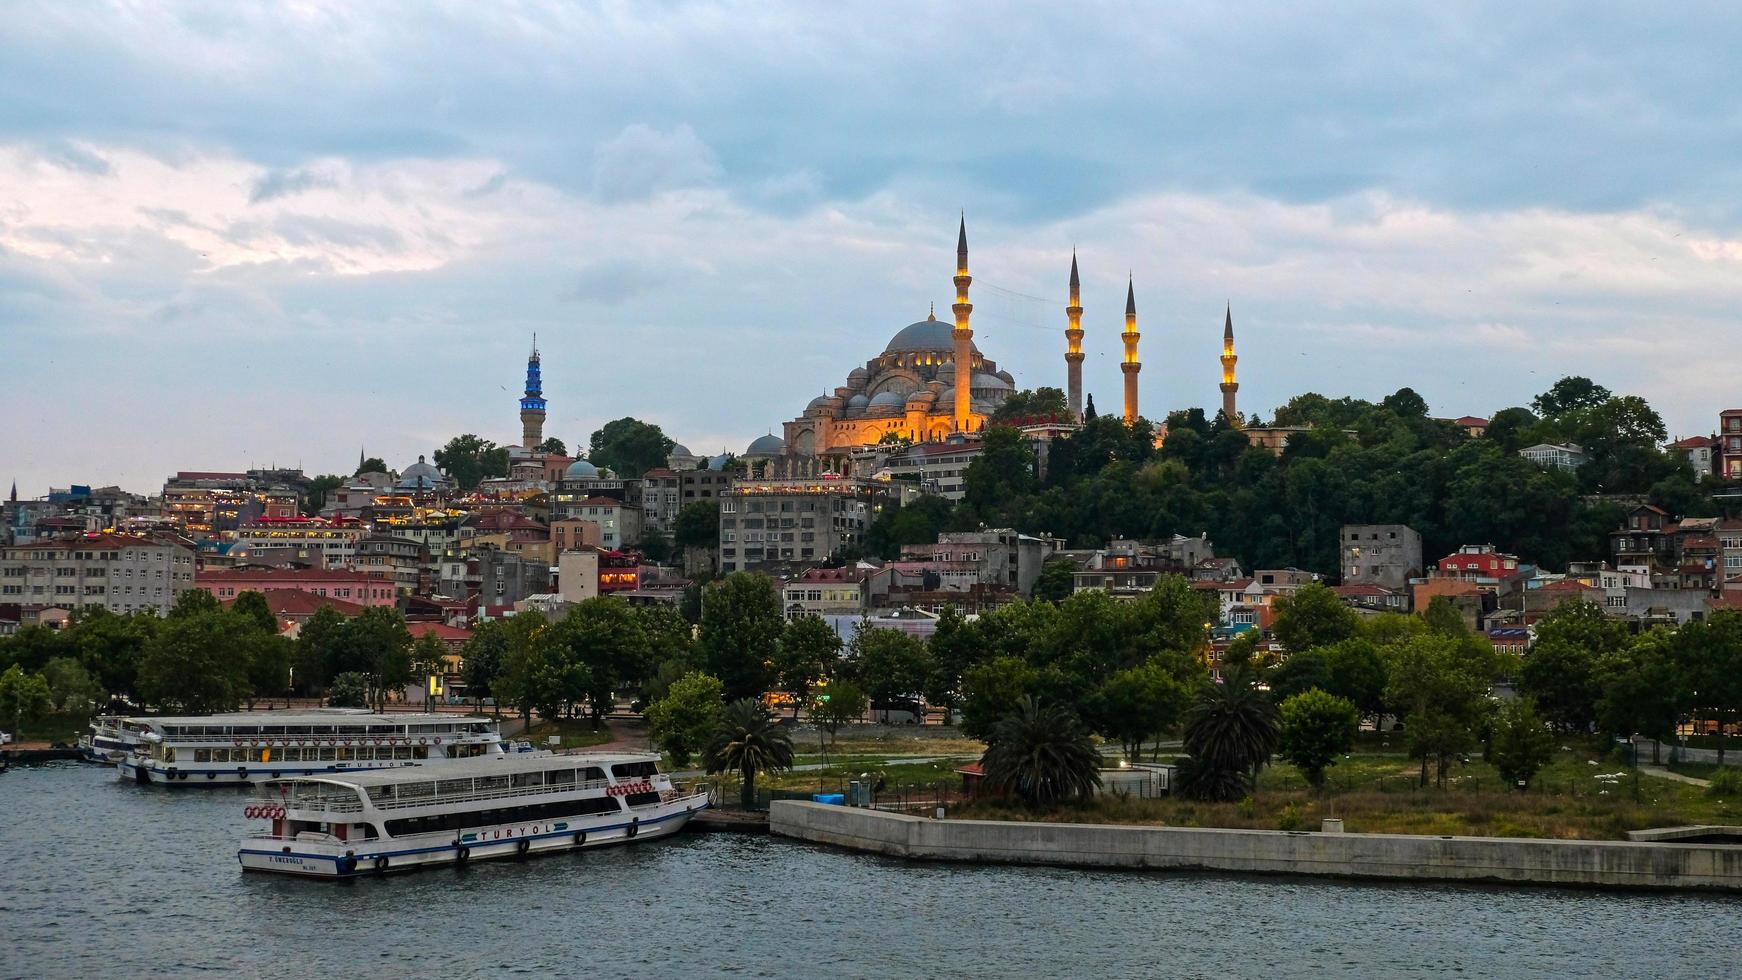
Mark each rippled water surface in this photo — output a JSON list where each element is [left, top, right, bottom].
[[2, 762, 1738, 979]]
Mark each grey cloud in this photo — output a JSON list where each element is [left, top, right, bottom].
[[272, 215, 404, 251], [591, 123, 719, 203], [39, 141, 111, 175], [561, 257, 671, 306], [250, 166, 338, 203]]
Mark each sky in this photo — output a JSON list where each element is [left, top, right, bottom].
[[2, 2, 1740, 497]]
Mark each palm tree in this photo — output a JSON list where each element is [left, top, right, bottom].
[[1182, 666, 1280, 801], [704, 698, 796, 810], [980, 697, 1102, 807]]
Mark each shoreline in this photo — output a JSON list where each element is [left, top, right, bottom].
[[770, 801, 1742, 892]]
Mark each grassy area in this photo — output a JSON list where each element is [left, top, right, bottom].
[[953, 746, 1742, 840], [5, 713, 85, 745], [520, 718, 615, 750], [802, 731, 986, 758]]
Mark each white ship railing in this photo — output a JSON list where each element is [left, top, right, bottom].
[[260, 777, 657, 814]]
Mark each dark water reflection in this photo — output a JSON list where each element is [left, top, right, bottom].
[[1, 763, 1736, 979]]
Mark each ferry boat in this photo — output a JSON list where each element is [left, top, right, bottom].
[[118, 711, 509, 786], [237, 752, 707, 877], [78, 715, 145, 763]]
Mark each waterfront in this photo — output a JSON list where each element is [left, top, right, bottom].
[[2, 763, 1738, 979]]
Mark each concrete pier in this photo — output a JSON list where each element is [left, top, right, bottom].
[[770, 801, 1742, 891]]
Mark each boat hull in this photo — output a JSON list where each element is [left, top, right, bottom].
[[238, 796, 708, 878], [120, 758, 474, 786]]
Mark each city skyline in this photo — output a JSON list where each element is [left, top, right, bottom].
[[4, 3, 1742, 495]]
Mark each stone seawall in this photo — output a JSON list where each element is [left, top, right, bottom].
[[769, 801, 1742, 891]]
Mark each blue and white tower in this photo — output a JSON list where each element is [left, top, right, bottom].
[[519, 334, 546, 449]]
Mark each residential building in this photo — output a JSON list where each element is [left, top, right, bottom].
[[1, 532, 196, 616], [1451, 416, 1489, 438], [1436, 544, 1521, 581], [678, 467, 731, 505], [1669, 435, 1716, 477], [551, 519, 603, 553], [718, 476, 902, 574], [1068, 536, 1214, 598], [783, 566, 871, 618], [234, 517, 366, 568], [355, 535, 427, 595], [196, 567, 394, 606], [898, 528, 1062, 596], [876, 441, 984, 500], [549, 496, 640, 550], [437, 547, 549, 609], [1720, 410, 1742, 481], [227, 589, 367, 628], [1331, 584, 1410, 615], [1518, 442, 1588, 470], [1339, 524, 1423, 591], [640, 469, 683, 533]]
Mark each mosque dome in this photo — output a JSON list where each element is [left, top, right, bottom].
[[806, 395, 832, 413], [846, 393, 870, 414], [884, 314, 980, 355], [995, 369, 1015, 386], [846, 367, 870, 388], [705, 454, 731, 471], [746, 434, 787, 456], [397, 455, 444, 489], [905, 389, 936, 406], [670, 443, 693, 457], [868, 391, 906, 415], [972, 372, 1013, 391], [563, 458, 601, 479]]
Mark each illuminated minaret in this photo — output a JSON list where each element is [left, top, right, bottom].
[[1121, 277, 1141, 424], [1220, 304, 1240, 425], [520, 334, 546, 449], [1064, 252, 1085, 421], [951, 215, 974, 431]]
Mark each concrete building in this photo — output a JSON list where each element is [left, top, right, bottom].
[[355, 535, 427, 595], [1067, 536, 1215, 598], [1518, 442, 1589, 470], [640, 468, 682, 533], [876, 441, 983, 501], [1, 532, 196, 616], [718, 476, 900, 573], [551, 519, 603, 554], [783, 566, 872, 618], [899, 528, 1062, 596], [196, 566, 394, 607], [1721, 410, 1742, 482], [1669, 435, 1715, 477], [1339, 524, 1423, 591], [234, 517, 366, 568]]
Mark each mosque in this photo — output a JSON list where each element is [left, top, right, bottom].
[[762, 218, 1242, 467]]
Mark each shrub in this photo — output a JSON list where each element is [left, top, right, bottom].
[[1278, 802, 1304, 831], [1707, 767, 1742, 798]]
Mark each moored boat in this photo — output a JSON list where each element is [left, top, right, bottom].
[[78, 715, 144, 763], [236, 752, 707, 877], [118, 710, 510, 786]]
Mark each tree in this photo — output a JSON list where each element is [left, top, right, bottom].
[[1278, 688, 1359, 788], [589, 417, 676, 477], [434, 434, 508, 489], [980, 697, 1102, 806], [1532, 376, 1612, 419], [1181, 667, 1280, 801], [1490, 697, 1555, 790], [703, 698, 795, 810], [409, 632, 450, 708], [487, 612, 548, 722], [698, 572, 783, 701], [460, 619, 510, 711], [355, 457, 387, 475], [1271, 582, 1358, 653], [167, 589, 220, 620], [848, 627, 930, 718], [0, 664, 53, 732], [1031, 559, 1075, 603], [41, 657, 102, 718], [544, 597, 653, 726], [138, 611, 248, 713], [1423, 595, 1469, 636], [636, 529, 673, 563], [536, 437, 567, 456], [963, 425, 1037, 512], [1671, 609, 1742, 764], [1595, 629, 1684, 755], [243, 633, 293, 708], [673, 501, 720, 553], [1094, 660, 1190, 761], [1519, 600, 1624, 733], [294, 605, 347, 694], [924, 607, 979, 723], [343, 606, 415, 709], [1266, 649, 1332, 704], [326, 672, 370, 708], [232, 590, 277, 633], [1384, 633, 1493, 787], [990, 386, 1069, 424], [960, 656, 1040, 741], [813, 680, 867, 748], [302, 474, 346, 515], [776, 615, 841, 717], [645, 671, 725, 767], [1319, 637, 1388, 722]]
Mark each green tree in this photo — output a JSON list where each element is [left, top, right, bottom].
[[70, 610, 155, 698], [167, 588, 220, 620], [589, 417, 676, 477], [491, 612, 549, 722], [41, 657, 102, 718], [673, 501, 720, 553], [1520, 600, 1624, 732], [813, 680, 867, 748], [963, 425, 1037, 512], [546, 597, 653, 726], [409, 632, 450, 709], [1094, 659, 1190, 760], [848, 627, 931, 718], [1319, 637, 1388, 722], [460, 619, 510, 711], [1031, 558, 1076, 603], [434, 434, 508, 489], [960, 656, 1040, 741], [355, 457, 387, 475], [1277, 688, 1359, 788], [1181, 667, 1280, 801], [645, 671, 725, 767], [1671, 610, 1742, 764], [294, 604, 347, 694], [703, 698, 795, 810], [1422, 595, 1468, 636], [243, 633, 293, 708], [1490, 697, 1555, 790], [326, 672, 370, 708], [1594, 629, 1684, 756], [636, 529, 673, 563], [0, 664, 53, 733], [1532, 376, 1612, 419], [1266, 649, 1332, 704], [990, 386, 1070, 424], [980, 696, 1102, 806], [698, 572, 783, 701], [138, 611, 248, 713], [1271, 582, 1359, 653], [776, 615, 841, 717], [302, 474, 346, 515], [1384, 633, 1493, 787], [232, 590, 277, 633], [536, 437, 567, 456], [923, 607, 979, 723]]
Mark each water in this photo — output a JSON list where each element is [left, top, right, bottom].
[[2, 763, 1737, 979]]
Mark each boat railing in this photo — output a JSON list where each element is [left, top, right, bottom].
[[152, 732, 499, 745], [261, 778, 623, 814]]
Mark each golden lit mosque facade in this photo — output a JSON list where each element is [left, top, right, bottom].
[[781, 219, 1015, 456]]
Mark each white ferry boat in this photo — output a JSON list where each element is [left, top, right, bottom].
[[78, 715, 145, 763], [118, 711, 509, 786], [237, 752, 707, 877]]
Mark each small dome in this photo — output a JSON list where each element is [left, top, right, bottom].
[[868, 391, 906, 415], [847, 393, 869, 409], [806, 395, 831, 411], [746, 434, 786, 456], [564, 458, 601, 479], [995, 370, 1015, 386], [705, 454, 731, 471], [397, 455, 444, 489], [884, 315, 980, 355], [670, 443, 693, 457], [971, 372, 1012, 391], [905, 389, 935, 405], [846, 367, 870, 387]]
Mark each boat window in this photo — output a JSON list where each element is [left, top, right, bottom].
[[412, 746, 428, 760], [359, 824, 379, 841], [437, 778, 473, 796], [335, 747, 352, 761], [582, 767, 606, 782], [163, 747, 176, 763], [234, 726, 259, 736], [368, 785, 396, 802], [611, 761, 658, 778], [625, 791, 661, 807], [261, 725, 285, 735], [475, 775, 509, 791], [283, 747, 301, 762], [195, 749, 211, 763], [394, 746, 412, 760], [383, 795, 621, 837], [319, 747, 336, 761], [511, 771, 544, 788], [546, 769, 576, 786], [398, 782, 435, 801], [368, 724, 395, 734], [286, 725, 312, 735]]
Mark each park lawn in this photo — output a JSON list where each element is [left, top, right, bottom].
[[520, 718, 615, 750], [954, 747, 1742, 841], [8, 713, 85, 745], [808, 732, 987, 757]]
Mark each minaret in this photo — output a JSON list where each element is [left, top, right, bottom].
[[1220, 304, 1240, 426], [951, 215, 974, 431], [520, 334, 547, 449], [1121, 277, 1141, 424], [1064, 252, 1085, 421]]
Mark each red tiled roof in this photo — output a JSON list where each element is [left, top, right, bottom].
[[1670, 435, 1715, 449], [227, 588, 367, 618], [1453, 416, 1489, 426], [12, 532, 184, 551], [1540, 580, 1600, 592], [793, 566, 869, 583], [409, 622, 472, 641], [198, 567, 375, 583]]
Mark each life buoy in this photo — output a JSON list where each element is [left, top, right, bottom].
[[245, 805, 259, 818], [374, 856, 389, 873], [516, 838, 531, 857], [233, 738, 242, 747], [573, 830, 587, 847], [627, 817, 639, 839], [454, 843, 470, 863], [433, 736, 442, 745], [207, 772, 217, 780], [418, 737, 427, 746]]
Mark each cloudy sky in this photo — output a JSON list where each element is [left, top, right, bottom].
[[3, 2, 1739, 496]]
